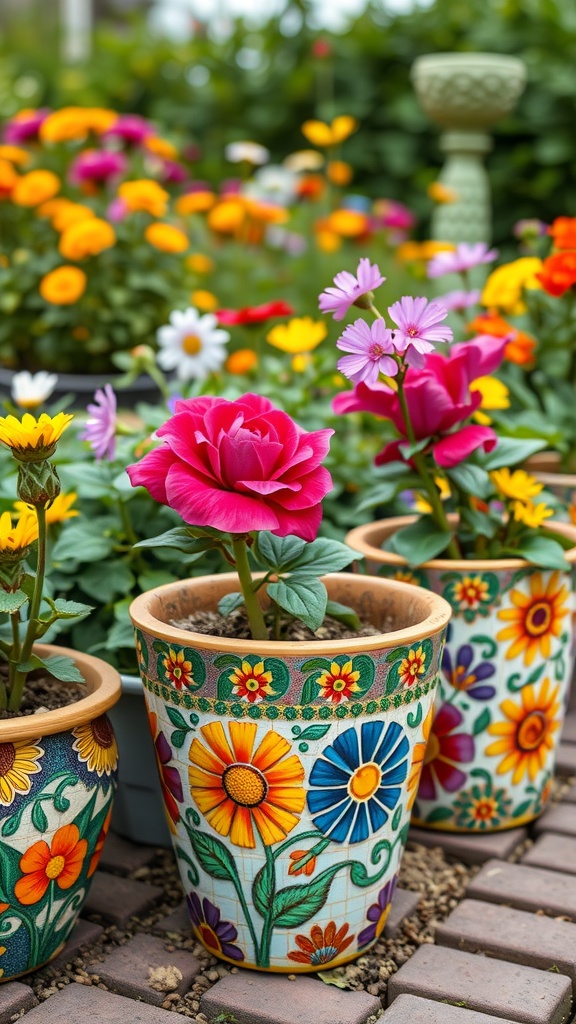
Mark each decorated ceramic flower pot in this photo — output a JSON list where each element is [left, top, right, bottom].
[[0, 643, 120, 979], [346, 517, 576, 833], [526, 452, 576, 523], [129, 572, 450, 972]]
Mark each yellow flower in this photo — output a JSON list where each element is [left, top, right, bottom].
[[481, 257, 543, 315], [15, 491, 78, 524], [0, 510, 38, 555], [145, 222, 189, 253], [0, 145, 30, 166], [0, 158, 19, 196], [486, 677, 560, 784], [326, 160, 353, 186], [59, 218, 115, 260], [512, 500, 555, 528], [472, 375, 510, 425], [144, 136, 178, 160], [315, 229, 341, 253], [490, 468, 543, 502], [118, 179, 169, 217], [325, 209, 369, 238], [244, 198, 289, 225], [301, 115, 358, 147], [292, 354, 312, 372], [39, 266, 87, 305], [427, 181, 458, 204], [226, 349, 258, 374], [40, 200, 95, 232], [11, 170, 60, 207], [497, 570, 568, 665], [414, 476, 451, 513], [283, 150, 325, 172], [176, 192, 216, 216], [267, 317, 327, 354], [396, 240, 454, 264], [191, 289, 218, 312], [207, 199, 246, 233], [0, 412, 73, 459], [40, 106, 117, 143], [186, 252, 215, 274]]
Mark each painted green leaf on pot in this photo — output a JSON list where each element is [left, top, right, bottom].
[[153, 641, 206, 692], [441, 571, 499, 621], [252, 857, 275, 918], [299, 654, 375, 705], [424, 806, 454, 823], [512, 799, 533, 819], [269, 865, 342, 928], [187, 828, 239, 884], [217, 655, 290, 703], [472, 708, 491, 736], [135, 628, 149, 674], [391, 804, 403, 831], [386, 639, 433, 696]]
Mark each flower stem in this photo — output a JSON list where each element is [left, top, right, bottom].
[[231, 536, 268, 641], [9, 504, 47, 711]]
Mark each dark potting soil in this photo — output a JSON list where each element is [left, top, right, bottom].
[[169, 607, 388, 642], [0, 670, 87, 719]]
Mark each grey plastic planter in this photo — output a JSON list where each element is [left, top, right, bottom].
[[108, 673, 171, 848]]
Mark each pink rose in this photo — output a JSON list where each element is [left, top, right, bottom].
[[127, 393, 334, 541]]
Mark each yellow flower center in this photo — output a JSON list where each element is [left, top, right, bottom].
[[517, 711, 547, 751], [45, 855, 65, 880], [474, 799, 497, 820], [423, 733, 440, 766], [182, 334, 202, 355], [348, 762, 381, 801], [223, 763, 267, 807], [332, 678, 347, 692], [245, 677, 260, 691]]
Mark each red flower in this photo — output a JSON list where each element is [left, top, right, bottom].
[[537, 251, 576, 297], [215, 301, 294, 326]]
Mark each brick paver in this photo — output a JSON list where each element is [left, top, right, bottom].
[[555, 743, 576, 775], [408, 826, 527, 865], [561, 784, 576, 804], [19, 982, 178, 1022], [387, 944, 572, 1024], [200, 970, 382, 1024], [466, 859, 576, 918], [385, 887, 420, 938], [49, 919, 104, 970], [99, 831, 158, 875], [561, 715, 576, 744], [0, 983, 37, 1022], [435, 898, 576, 988], [521, 833, 576, 874], [83, 871, 164, 926], [381, 993, 521, 1024], [87, 932, 202, 1006], [155, 902, 191, 934], [533, 803, 576, 837]]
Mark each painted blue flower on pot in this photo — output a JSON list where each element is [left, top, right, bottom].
[[307, 721, 409, 843], [441, 642, 496, 701]]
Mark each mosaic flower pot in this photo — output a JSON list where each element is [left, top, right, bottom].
[[129, 572, 451, 972], [0, 643, 121, 980], [346, 517, 576, 833], [526, 452, 576, 523]]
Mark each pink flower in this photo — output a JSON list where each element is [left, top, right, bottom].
[[160, 160, 189, 184], [318, 258, 385, 321], [336, 318, 398, 385], [426, 242, 498, 279], [104, 114, 154, 145], [127, 393, 333, 541], [80, 384, 117, 461], [437, 289, 481, 312], [3, 108, 49, 144], [388, 296, 453, 366], [418, 703, 474, 800], [69, 149, 127, 185], [333, 335, 507, 469]]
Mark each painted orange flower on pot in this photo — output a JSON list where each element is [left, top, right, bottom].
[[15, 824, 87, 905], [317, 660, 360, 703], [188, 721, 305, 848], [287, 921, 354, 966], [485, 677, 561, 784], [497, 571, 569, 666], [229, 660, 275, 703], [87, 806, 113, 877], [397, 646, 427, 689], [406, 705, 433, 810], [160, 648, 197, 689]]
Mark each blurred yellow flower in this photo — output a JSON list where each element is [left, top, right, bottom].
[[415, 477, 451, 514], [145, 222, 189, 253], [301, 115, 358, 147], [472, 375, 510, 425], [186, 253, 215, 274], [0, 158, 19, 196], [40, 266, 87, 305], [118, 179, 169, 217], [291, 354, 312, 372], [191, 289, 219, 312], [481, 257, 543, 315], [40, 107, 117, 143], [427, 181, 459, 204], [0, 510, 38, 556], [396, 240, 455, 264], [490, 469, 543, 502], [315, 228, 341, 252], [0, 412, 73, 459], [326, 160, 353, 186], [144, 136, 178, 160], [15, 491, 78, 524], [267, 317, 327, 354], [38, 199, 95, 232], [325, 209, 369, 238], [226, 349, 258, 374], [59, 218, 116, 260], [244, 199, 289, 225], [12, 170, 60, 207], [512, 500, 554, 528], [207, 199, 246, 233], [0, 145, 30, 166], [176, 192, 216, 215], [283, 150, 325, 172]]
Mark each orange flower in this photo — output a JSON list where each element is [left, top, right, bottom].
[[288, 921, 355, 966], [427, 181, 459, 204], [297, 174, 325, 201], [288, 849, 317, 876], [118, 179, 169, 217], [145, 222, 189, 253], [40, 107, 117, 143], [0, 158, 18, 198], [15, 824, 87, 905], [486, 677, 561, 784], [11, 170, 60, 207], [497, 571, 569, 667], [325, 209, 369, 238], [467, 311, 536, 366], [537, 251, 576, 297], [0, 145, 29, 166], [207, 199, 246, 233], [315, 228, 341, 253], [191, 289, 218, 312], [176, 192, 216, 216], [186, 252, 215, 274], [40, 266, 87, 305], [301, 115, 357, 147], [407, 705, 433, 809], [144, 136, 178, 160], [59, 218, 115, 260], [548, 216, 576, 250], [42, 200, 95, 233], [87, 807, 112, 877], [326, 160, 353, 186], [226, 349, 258, 374]]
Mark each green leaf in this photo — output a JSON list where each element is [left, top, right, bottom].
[[324, 600, 360, 630], [387, 518, 452, 565], [446, 463, 492, 499], [58, 462, 114, 499], [187, 828, 239, 883], [214, 654, 242, 669], [18, 653, 85, 683], [0, 590, 28, 613], [218, 592, 244, 617], [75, 561, 134, 603], [509, 535, 570, 570], [52, 522, 115, 563], [473, 708, 491, 736], [425, 806, 454, 823], [480, 437, 547, 471], [300, 658, 331, 673], [45, 598, 93, 619], [135, 528, 218, 556], [399, 436, 431, 459], [31, 802, 48, 833], [255, 533, 306, 571], [270, 866, 340, 927], [296, 725, 331, 742], [171, 729, 189, 749], [166, 707, 189, 730], [391, 805, 402, 831], [267, 576, 327, 632], [287, 538, 356, 576], [357, 479, 408, 512], [252, 857, 276, 918]]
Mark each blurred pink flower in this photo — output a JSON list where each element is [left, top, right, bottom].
[[437, 289, 481, 312], [104, 114, 154, 145], [319, 258, 385, 320], [81, 384, 117, 461], [69, 149, 127, 185], [427, 242, 498, 279], [388, 296, 452, 367], [127, 393, 333, 540], [336, 318, 398, 384], [3, 109, 50, 144]]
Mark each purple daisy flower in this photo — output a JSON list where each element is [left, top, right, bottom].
[[318, 258, 385, 321], [442, 643, 496, 701], [388, 296, 452, 366], [80, 383, 117, 461], [186, 893, 244, 962], [357, 874, 398, 947], [437, 289, 481, 313], [336, 317, 399, 384], [426, 242, 499, 279]]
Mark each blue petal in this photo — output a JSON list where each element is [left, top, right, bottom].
[[374, 785, 402, 810], [367, 797, 389, 833], [313, 798, 356, 842], [380, 760, 408, 788], [374, 726, 409, 772], [309, 757, 349, 788], [360, 721, 385, 763], [307, 786, 348, 813], [350, 803, 370, 843], [331, 728, 360, 771]]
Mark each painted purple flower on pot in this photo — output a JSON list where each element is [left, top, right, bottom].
[[418, 703, 474, 800], [148, 712, 183, 827], [318, 258, 385, 320], [387, 296, 453, 367], [357, 874, 398, 947], [80, 384, 117, 461], [186, 893, 244, 962], [442, 634, 496, 701], [426, 242, 498, 279]]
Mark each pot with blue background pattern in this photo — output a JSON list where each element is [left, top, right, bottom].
[[129, 571, 450, 972]]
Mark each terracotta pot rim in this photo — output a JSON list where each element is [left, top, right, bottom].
[[129, 571, 452, 655], [413, 53, 526, 69], [0, 643, 122, 742], [346, 516, 576, 571], [526, 451, 576, 489]]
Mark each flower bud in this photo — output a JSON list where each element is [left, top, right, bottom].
[[17, 460, 61, 508], [352, 290, 373, 310]]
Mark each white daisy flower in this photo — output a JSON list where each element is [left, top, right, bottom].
[[225, 141, 270, 166], [156, 308, 230, 382], [245, 165, 298, 207], [11, 371, 58, 409]]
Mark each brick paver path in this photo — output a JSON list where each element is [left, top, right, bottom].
[[5, 712, 576, 1024]]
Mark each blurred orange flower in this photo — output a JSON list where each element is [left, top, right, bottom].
[[12, 170, 60, 207], [40, 266, 87, 304], [145, 222, 189, 253]]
